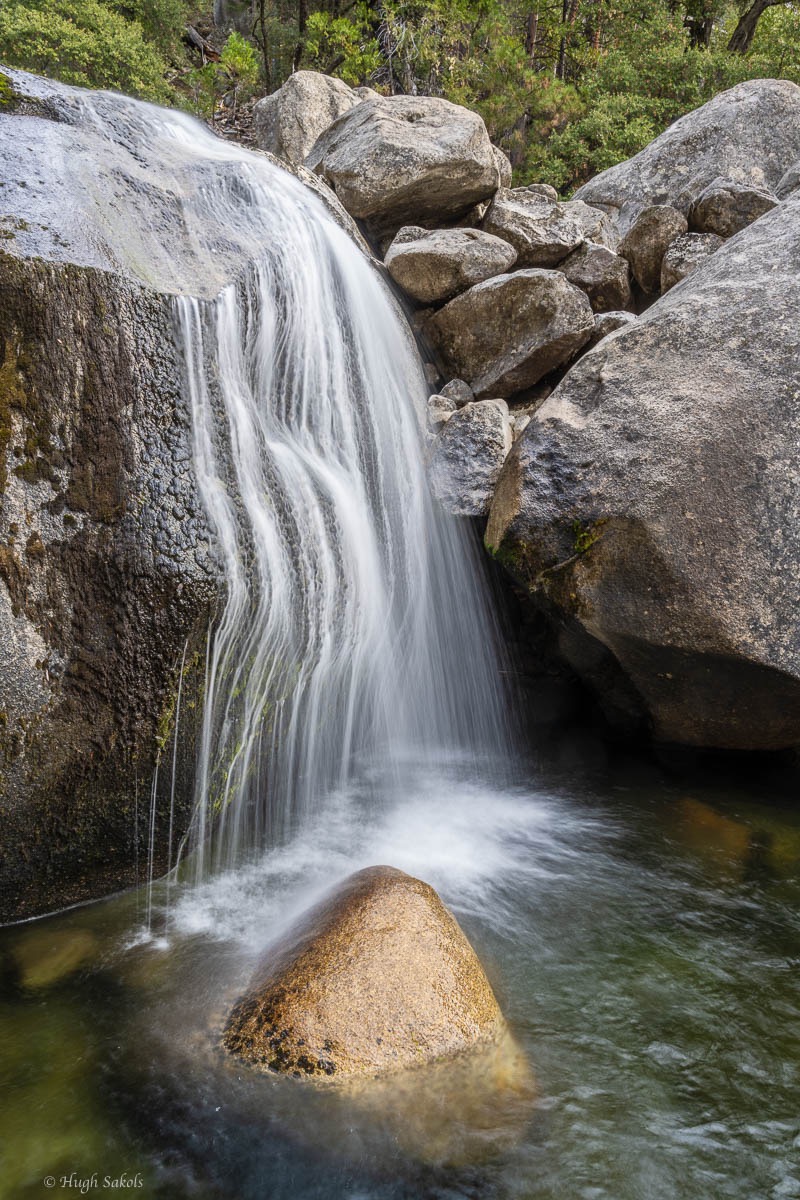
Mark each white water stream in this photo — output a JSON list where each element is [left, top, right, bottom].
[[175, 173, 510, 875]]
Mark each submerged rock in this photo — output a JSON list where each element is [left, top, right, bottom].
[[384, 226, 517, 304], [424, 269, 594, 398], [306, 95, 499, 232], [12, 927, 97, 991], [486, 193, 800, 750], [252, 71, 361, 166], [427, 399, 513, 517], [223, 866, 506, 1079], [575, 79, 800, 230]]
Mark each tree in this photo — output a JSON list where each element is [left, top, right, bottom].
[[728, 0, 790, 52]]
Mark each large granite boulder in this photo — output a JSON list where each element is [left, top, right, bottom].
[[223, 866, 506, 1079], [486, 193, 800, 750], [575, 79, 800, 232], [482, 188, 615, 267], [306, 96, 499, 233], [252, 71, 361, 166], [384, 226, 517, 304], [0, 71, 223, 920], [427, 399, 513, 517], [424, 270, 594, 399]]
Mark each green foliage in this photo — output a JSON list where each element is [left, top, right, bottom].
[[304, 7, 381, 85], [0, 0, 188, 101], [187, 30, 260, 118], [109, 0, 189, 54]]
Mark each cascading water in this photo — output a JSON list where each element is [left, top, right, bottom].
[[177, 177, 510, 876], [28, 77, 511, 880]]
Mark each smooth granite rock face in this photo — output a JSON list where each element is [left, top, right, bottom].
[[486, 193, 800, 750], [575, 78, 800, 231], [424, 269, 595, 398], [223, 866, 507, 1079]]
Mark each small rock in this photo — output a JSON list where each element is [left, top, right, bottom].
[[252, 71, 361, 166], [620, 205, 688, 293], [440, 378, 475, 407], [428, 400, 513, 518], [588, 310, 638, 347], [526, 184, 559, 202], [661, 231, 724, 292], [492, 145, 513, 189], [560, 241, 632, 313], [482, 189, 615, 267], [427, 393, 457, 429], [424, 269, 595, 398], [689, 178, 777, 238], [384, 227, 517, 304]]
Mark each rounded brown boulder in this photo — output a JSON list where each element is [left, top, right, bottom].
[[222, 866, 506, 1080]]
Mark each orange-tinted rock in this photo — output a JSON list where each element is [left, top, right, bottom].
[[223, 865, 506, 1080]]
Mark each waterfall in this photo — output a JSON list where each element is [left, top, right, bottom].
[[31, 79, 510, 878], [174, 172, 511, 877]]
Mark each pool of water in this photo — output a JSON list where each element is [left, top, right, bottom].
[[1, 749, 798, 1200]]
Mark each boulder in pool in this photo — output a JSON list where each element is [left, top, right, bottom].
[[222, 865, 506, 1079]]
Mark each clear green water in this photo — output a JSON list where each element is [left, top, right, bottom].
[[1, 751, 798, 1200]]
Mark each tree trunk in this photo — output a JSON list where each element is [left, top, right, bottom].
[[292, 0, 308, 72], [728, 0, 775, 52], [556, 0, 581, 79], [525, 10, 539, 62]]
